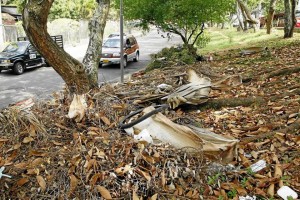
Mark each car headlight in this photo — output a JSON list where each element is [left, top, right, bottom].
[[113, 53, 120, 57], [1, 60, 11, 63]]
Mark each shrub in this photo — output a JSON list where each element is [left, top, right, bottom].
[[146, 45, 197, 72]]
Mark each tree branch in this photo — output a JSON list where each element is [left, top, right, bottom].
[[187, 24, 198, 43], [192, 23, 205, 46]]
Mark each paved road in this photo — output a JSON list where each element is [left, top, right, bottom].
[[0, 30, 181, 109]]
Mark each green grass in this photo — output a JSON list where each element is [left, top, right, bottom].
[[198, 27, 300, 54]]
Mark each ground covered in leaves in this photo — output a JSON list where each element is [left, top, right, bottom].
[[0, 40, 300, 200]]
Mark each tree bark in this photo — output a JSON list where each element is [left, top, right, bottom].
[[83, 0, 110, 87], [237, 0, 259, 25], [266, 0, 277, 34], [237, 0, 259, 32], [236, 2, 245, 30], [22, 0, 92, 94], [284, 0, 297, 38]]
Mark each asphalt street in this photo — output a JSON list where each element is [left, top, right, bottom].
[[0, 30, 181, 109]]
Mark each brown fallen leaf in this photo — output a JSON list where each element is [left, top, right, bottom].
[[16, 178, 29, 187], [29, 150, 47, 157], [29, 124, 37, 137], [274, 164, 282, 178], [13, 143, 21, 150], [0, 138, 9, 142], [14, 162, 28, 169], [36, 175, 46, 192], [100, 116, 111, 126], [135, 168, 151, 182], [31, 158, 44, 167], [89, 173, 101, 188], [151, 193, 158, 200], [267, 183, 275, 197], [23, 137, 34, 143], [52, 141, 63, 146], [161, 171, 166, 187], [69, 174, 78, 196], [133, 191, 139, 200], [255, 188, 266, 197], [97, 186, 112, 199]]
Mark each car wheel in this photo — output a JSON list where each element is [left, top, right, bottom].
[[13, 62, 24, 75], [45, 61, 51, 67], [0, 69, 2, 73], [99, 63, 103, 68], [123, 56, 127, 68], [133, 52, 139, 62]]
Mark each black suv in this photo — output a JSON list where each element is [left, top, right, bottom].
[[0, 35, 63, 75]]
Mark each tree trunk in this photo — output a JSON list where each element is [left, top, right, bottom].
[[82, 0, 110, 87], [284, 0, 297, 38], [237, 0, 259, 24], [22, 0, 92, 94], [236, 2, 245, 30], [256, 2, 262, 29], [266, 0, 277, 34], [237, 0, 259, 32]]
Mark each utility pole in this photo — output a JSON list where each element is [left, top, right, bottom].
[[0, 0, 4, 45], [120, 0, 124, 83]]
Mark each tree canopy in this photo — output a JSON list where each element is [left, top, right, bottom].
[[49, 0, 96, 20], [3, 0, 96, 20], [119, 0, 234, 46]]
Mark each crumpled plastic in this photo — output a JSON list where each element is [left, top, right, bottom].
[[125, 106, 239, 163], [162, 69, 211, 109]]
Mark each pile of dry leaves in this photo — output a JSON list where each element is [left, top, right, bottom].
[[0, 40, 299, 199]]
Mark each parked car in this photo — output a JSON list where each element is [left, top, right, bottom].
[[100, 34, 139, 67], [0, 35, 63, 75], [260, 12, 300, 28], [296, 11, 300, 27]]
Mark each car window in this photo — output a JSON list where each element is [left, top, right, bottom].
[[28, 45, 40, 56], [3, 42, 28, 54], [103, 38, 120, 48]]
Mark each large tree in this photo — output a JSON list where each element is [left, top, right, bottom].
[[22, 0, 109, 93], [22, 0, 110, 120], [236, 0, 259, 31], [121, 0, 234, 47], [284, 0, 296, 38], [266, 0, 277, 34]]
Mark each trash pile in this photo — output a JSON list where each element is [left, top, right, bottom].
[[1, 41, 300, 199]]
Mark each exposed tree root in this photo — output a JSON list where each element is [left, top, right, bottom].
[[240, 119, 300, 144], [266, 66, 300, 79], [270, 88, 300, 101], [199, 97, 265, 110]]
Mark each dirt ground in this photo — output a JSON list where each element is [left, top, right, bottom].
[[0, 40, 299, 199]]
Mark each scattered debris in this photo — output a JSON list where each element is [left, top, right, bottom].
[[11, 98, 35, 111], [239, 196, 256, 200], [277, 186, 298, 200], [124, 106, 239, 163], [67, 94, 87, 122], [0, 166, 12, 179], [239, 47, 269, 55], [162, 69, 212, 108], [1, 40, 300, 199], [250, 160, 267, 173]]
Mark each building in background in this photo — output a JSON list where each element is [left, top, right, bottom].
[[1, 5, 22, 43]]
